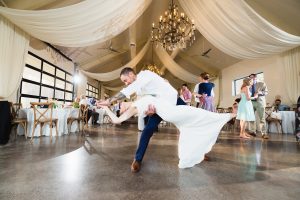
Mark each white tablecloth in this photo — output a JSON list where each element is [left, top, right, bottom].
[[18, 108, 80, 137], [268, 111, 295, 134]]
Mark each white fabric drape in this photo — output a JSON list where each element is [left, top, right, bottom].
[[80, 39, 150, 81], [179, 0, 300, 59], [102, 85, 124, 92], [155, 45, 198, 83], [282, 46, 300, 104], [160, 48, 180, 75], [0, 16, 29, 99], [0, 0, 151, 47]]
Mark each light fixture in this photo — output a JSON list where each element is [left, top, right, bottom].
[[151, 0, 196, 51], [73, 67, 81, 84], [73, 74, 80, 83], [143, 42, 163, 76]]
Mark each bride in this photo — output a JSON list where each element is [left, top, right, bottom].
[[101, 95, 234, 169]]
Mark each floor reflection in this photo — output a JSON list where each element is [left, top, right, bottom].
[[0, 125, 299, 200]]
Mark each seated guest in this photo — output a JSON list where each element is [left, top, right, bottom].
[[72, 97, 80, 108], [88, 97, 96, 107], [80, 95, 99, 125], [273, 99, 290, 111], [232, 98, 241, 114], [180, 84, 192, 106]]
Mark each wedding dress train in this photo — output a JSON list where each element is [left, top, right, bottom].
[[133, 95, 231, 168]]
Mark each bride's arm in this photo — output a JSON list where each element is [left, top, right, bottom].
[[102, 106, 138, 124]]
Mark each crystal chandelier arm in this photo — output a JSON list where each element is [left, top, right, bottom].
[[151, 0, 196, 51]]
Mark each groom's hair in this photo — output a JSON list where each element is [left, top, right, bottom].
[[120, 67, 135, 76]]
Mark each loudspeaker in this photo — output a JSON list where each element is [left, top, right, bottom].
[[0, 101, 11, 145]]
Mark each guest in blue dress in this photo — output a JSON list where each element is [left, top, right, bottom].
[[237, 77, 255, 139]]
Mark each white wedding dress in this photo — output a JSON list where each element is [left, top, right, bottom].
[[133, 95, 231, 169]]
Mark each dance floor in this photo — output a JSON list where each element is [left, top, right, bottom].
[[0, 124, 299, 200]]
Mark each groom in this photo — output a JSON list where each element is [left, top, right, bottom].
[[97, 67, 186, 172]]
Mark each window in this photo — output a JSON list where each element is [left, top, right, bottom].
[[86, 83, 99, 99], [20, 51, 74, 107], [232, 72, 264, 96]]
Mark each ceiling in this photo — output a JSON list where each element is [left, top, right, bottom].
[[2, 0, 300, 88]]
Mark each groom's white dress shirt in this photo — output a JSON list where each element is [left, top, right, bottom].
[[120, 70, 177, 131], [120, 70, 177, 105]]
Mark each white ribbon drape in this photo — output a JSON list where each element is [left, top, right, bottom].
[[80, 39, 150, 81], [0, 0, 151, 47], [155, 45, 198, 83], [282, 46, 300, 104], [179, 0, 300, 59], [0, 16, 29, 99]]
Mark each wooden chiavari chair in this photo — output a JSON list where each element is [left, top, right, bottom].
[[67, 104, 89, 134], [30, 102, 58, 140], [10, 103, 28, 139], [265, 106, 283, 134]]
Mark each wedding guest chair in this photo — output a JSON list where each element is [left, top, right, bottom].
[[216, 108, 225, 113], [102, 114, 113, 129], [30, 102, 58, 139], [265, 106, 283, 134], [67, 104, 89, 134], [10, 103, 28, 139]]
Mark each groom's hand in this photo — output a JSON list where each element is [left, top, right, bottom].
[[145, 104, 156, 116]]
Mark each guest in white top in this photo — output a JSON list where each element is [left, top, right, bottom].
[[97, 67, 185, 173]]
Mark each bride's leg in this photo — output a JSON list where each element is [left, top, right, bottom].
[[103, 106, 137, 124]]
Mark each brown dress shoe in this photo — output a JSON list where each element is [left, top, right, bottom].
[[262, 134, 269, 139], [131, 160, 141, 173], [204, 154, 210, 161]]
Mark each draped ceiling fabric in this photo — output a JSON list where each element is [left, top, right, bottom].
[[179, 0, 300, 59], [282, 46, 300, 104], [0, 16, 29, 99], [160, 48, 180, 75], [155, 45, 199, 83], [102, 85, 124, 92], [80, 39, 151, 81], [0, 0, 152, 47]]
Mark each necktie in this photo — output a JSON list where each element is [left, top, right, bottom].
[[251, 84, 256, 97]]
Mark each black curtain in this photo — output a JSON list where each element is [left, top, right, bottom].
[[0, 101, 11, 145]]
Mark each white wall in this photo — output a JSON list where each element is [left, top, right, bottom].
[[220, 54, 290, 107], [76, 71, 88, 98]]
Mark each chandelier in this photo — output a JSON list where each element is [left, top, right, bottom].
[[143, 42, 163, 76], [143, 63, 163, 76], [151, 0, 196, 51]]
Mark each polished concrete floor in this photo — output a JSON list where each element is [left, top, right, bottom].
[[0, 124, 300, 200]]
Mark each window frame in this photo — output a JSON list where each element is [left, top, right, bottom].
[[86, 83, 99, 99], [232, 72, 264, 96], [20, 51, 74, 104]]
